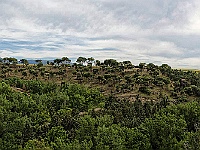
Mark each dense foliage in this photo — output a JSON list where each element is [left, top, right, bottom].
[[0, 78, 199, 150], [0, 57, 200, 149]]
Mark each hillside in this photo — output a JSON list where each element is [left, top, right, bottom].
[[1, 58, 200, 103], [0, 58, 199, 149]]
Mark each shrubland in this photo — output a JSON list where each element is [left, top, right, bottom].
[[0, 57, 199, 149]]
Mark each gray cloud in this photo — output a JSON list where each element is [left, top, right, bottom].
[[0, 0, 200, 68]]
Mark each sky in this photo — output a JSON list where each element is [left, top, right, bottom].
[[0, 0, 200, 68]]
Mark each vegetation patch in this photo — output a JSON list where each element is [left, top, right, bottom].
[[0, 57, 199, 149]]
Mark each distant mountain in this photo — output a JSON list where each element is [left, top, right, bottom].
[[16, 60, 53, 65], [26, 60, 53, 65]]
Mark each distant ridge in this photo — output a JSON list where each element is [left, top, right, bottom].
[[26, 60, 53, 65]]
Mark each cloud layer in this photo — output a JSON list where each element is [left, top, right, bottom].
[[0, 0, 200, 68]]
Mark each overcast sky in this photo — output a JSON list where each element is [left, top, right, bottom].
[[0, 0, 200, 68]]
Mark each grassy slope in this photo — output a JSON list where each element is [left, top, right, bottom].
[[0, 63, 199, 103]]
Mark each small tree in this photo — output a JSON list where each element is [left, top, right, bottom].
[[76, 57, 87, 65], [87, 57, 95, 65], [20, 59, 29, 66], [95, 60, 101, 66], [139, 63, 146, 70], [35, 59, 42, 64], [54, 58, 62, 66], [62, 57, 71, 64]]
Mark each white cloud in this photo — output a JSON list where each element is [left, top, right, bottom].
[[0, 0, 200, 68]]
